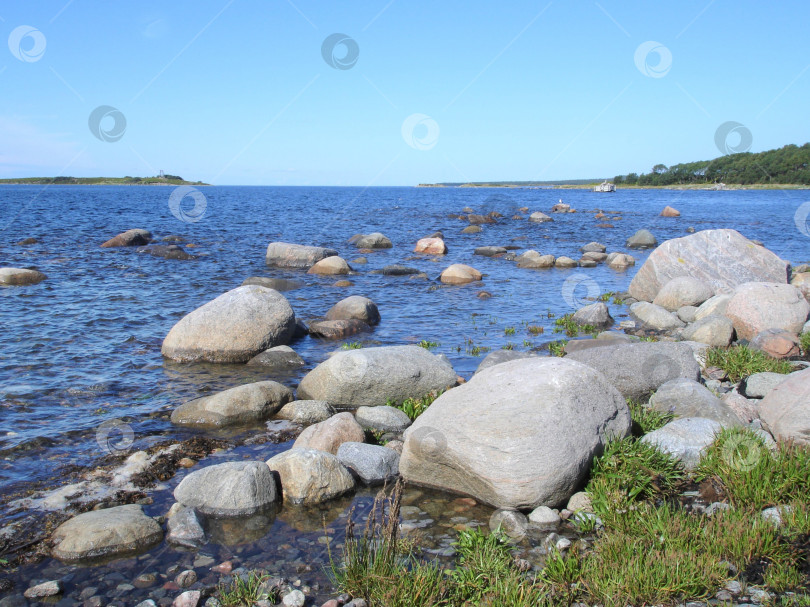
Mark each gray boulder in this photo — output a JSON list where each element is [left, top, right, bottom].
[[581, 242, 606, 253], [566, 341, 701, 400], [681, 315, 734, 347], [0, 268, 47, 285], [174, 461, 278, 517], [355, 405, 412, 433], [742, 372, 789, 399], [641, 417, 722, 469], [292, 411, 365, 454], [375, 264, 421, 276], [308, 319, 370, 339], [694, 294, 732, 321], [516, 250, 554, 269], [337, 442, 400, 485], [162, 286, 296, 363], [399, 357, 631, 509], [265, 242, 338, 269], [653, 277, 714, 311], [759, 367, 810, 445], [326, 296, 380, 326], [725, 282, 810, 341], [51, 505, 162, 562], [625, 229, 657, 249], [167, 506, 206, 549], [528, 211, 553, 223], [246, 345, 305, 370], [241, 276, 304, 291], [275, 400, 335, 425], [266, 449, 355, 505], [354, 232, 392, 249], [572, 302, 613, 328], [649, 378, 742, 427], [629, 302, 685, 331], [677, 306, 699, 323], [474, 246, 507, 257], [628, 229, 790, 302], [171, 381, 293, 428], [136, 244, 195, 260], [101, 228, 152, 248], [296, 345, 457, 407]]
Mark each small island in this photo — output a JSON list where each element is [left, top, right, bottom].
[[0, 174, 209, 186]]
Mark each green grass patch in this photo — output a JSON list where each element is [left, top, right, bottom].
[[553, 313, 598, 338], [341, 341, 363, 350], [547, 340, 567, 357], [417, 340, 440, 350], [705, 345, 793, 382], [504, 327, 516, 336], [627, 398, 673, 434], [801, 331, 810, 355], [387, 391, 442, 420], [217, 570, 278, 606]]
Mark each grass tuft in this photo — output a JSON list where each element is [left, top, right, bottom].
[[217, 570, 278, 607], [417, 340, 440, 350], [387, 391, 442, 420], [627, 398, 673, 434], [705, 345, 793, 382]]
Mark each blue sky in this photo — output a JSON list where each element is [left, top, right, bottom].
[[1, 1, 809, 185]]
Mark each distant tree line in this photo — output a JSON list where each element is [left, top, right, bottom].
[[614, 143, 810, 186]]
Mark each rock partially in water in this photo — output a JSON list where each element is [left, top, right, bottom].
[[162, 286, 296, 363], [555, 256, 578, 268], [51, 504, 163, 562], [649, 378, 742, 427], [136, 244, 195, 260], [275, 400, 335, 425], [24, 581, 62, 599], [581, 241, 606, 253], [467, 214, 495, 225], [474, 246, 507, 257], [628, 229, 790, 302], [660, 205, 680, 217], [0, 268, 46, 285], [292, 411, 365, 454], [461, 225, 482, 234], [296, 345, 457, 407], [241, 277, 304, 291], [373, 264, 420, 276], [246, 345, 305, 371], [101, 228, 152, 248], [15, 237, 38, 245], [174, 461, 278, 517], [171, 381, 293, 428], [309, 319, 371, 339], [337, 442, 400, 485], [414, 237, 447, 255], [355, 405, 412, 433], [167, 506, 206, 549], [266, 449, 355, 505], [725, 282, 809, 341], [566, 341, 701, 400], [326, 295, 380, 326], [307, 256, 351, 275], [606, 253, 635, 270], [440, 264, 482, 285], [265, 242, 338, 269], [641, 417, 722, 470], [573, 302, 613, 328], [354, 232, 392, 249], [625, 229, 657, 249], [400, 357, 631, 509]]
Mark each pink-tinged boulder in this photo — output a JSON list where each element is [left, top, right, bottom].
[[292, 411, 365, 455], [307, 256, 351, 275], [660, 206, 680, 217], [414, 237, 447, 255], [628, 229, 790, 302], [750, 328, 801, 359], [759, 367, 810, 445], [724, 282, 809, 341], [440, 264, 482, 285], [790, 272, 810, 302], [101, 228, 152, 247]]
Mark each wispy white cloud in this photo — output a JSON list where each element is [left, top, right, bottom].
[[0, 116, 89, 175]]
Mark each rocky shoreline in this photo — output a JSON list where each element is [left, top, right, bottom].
[[2, 208, 810, 606]]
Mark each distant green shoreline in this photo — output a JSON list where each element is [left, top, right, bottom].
[[417, 182, 810, 190], [0, 176, 209, 186]]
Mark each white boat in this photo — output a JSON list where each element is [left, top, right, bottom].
[[594, 181, 616, 192]]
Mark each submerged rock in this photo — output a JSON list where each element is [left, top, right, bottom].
[[528, 212, 553, 223], [308, 319, 371, 339], [265, 242, 338, 269], [0, 267, 46, 285], [337, 442, 400, 485], [51, 504, 163, 562], [354, 232, 392, 249], [326, 295, 380, 326], [136, 244, 195, 260], [171, 381, 293, 428], [625, 229, 657, 249], [167, 506, 206, 549], [246, 345, 305, 371], [414, 237, 447, 255]]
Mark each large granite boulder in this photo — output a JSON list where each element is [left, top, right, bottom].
[[0, 268, 47, 285], [649, 378, 742, 427], [399, 358, 631, 509], [307, 256, 351, 275], [266, 449, 355, 505], [759, 367, 810, 445], [51, 505, 162, 562], [296, 345, 457, 407], [653, 277, 714, 311], [566, 341, 701, 400], [162, 286, 296, 363], [174, 461, 278, 517], [101, 229, 152, 248], [171, 381, 293, 428], [475, 350, 538, 374], [292, 411, 365, 454], [725, 282, 809, 341], [628, 229, 790, 302], [265, 242, 338, 269], [326, 296, 380, 326]]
